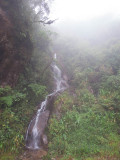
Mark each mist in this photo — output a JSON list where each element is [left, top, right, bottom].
[[1, 0, 120, 159], [49, 0, 120, 48], [51, 16, 120, 48]]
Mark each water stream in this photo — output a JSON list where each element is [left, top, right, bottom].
[[25, 54, 68, 149]]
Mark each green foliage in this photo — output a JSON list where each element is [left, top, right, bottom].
[[0, 66, 51, 154], [101, 73, 120, 91], [26, 83, 48, 105], [0, 153, 15, 160], [0, 86, 26, 108], [48, 35, 120, 159], [54, 92, 74, 112], [0, 96, 13, 107], [0, 107, 23, 152], [0, 80, 50, 154], [28, 83, 47, 97], [0, 86, 27, 153], [0, 86, 12, 95], [48, 91, 120, 159], [104, 41, 120, 74], [0, 97, 37, 154], [0, 0, 54, 157], [2, 1, 120, 159]]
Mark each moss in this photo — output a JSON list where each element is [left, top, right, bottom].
[[0, 153, 15, 160]]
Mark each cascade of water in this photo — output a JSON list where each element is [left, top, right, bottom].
[[54, 53, 57, 60], [25, 54, 68, 149]]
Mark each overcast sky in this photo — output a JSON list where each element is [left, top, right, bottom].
[[50, 0, 120, 22]]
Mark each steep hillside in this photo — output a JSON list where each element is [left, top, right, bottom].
[[0, 1, 33, 86], [0, 0, 53, 158]]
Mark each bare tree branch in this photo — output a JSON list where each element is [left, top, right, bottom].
[[33, 19, 58, 25]]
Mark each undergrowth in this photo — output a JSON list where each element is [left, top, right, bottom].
[[0, 82, 47, 155], [48, 90, 120, 160]]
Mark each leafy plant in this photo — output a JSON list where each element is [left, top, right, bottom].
[[48, 92, 120, 159], [0, 86, 26, 108], [28, 83, 47, 97]]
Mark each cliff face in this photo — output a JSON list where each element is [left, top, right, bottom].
[[0, 1, 33, 87]]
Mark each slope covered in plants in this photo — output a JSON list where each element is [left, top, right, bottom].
[[47, 21, 120, 160], [0, 0, 54, 158]]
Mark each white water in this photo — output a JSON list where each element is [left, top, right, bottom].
[[25, 54, 68, 149]]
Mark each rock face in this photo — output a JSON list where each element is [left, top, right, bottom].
[[42, 134, 48, 145], [26, 110, 50, 148], [0, 1, 33, 87], [37, 110, 50, 135]]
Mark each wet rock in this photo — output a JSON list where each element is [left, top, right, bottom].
[[18, 149, 47, 160], [37, 110, 50, 133], [26, 110, 50, 148], [42, 134, 48, 145]]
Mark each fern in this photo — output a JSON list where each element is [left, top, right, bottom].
[[0, 96, 13, 107], [0, 86, 12, 95], [28, 83, 47, 97]]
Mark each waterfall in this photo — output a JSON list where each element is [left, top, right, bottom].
[[25, 54, 68, 150]]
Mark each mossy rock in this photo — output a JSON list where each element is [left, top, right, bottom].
[[0, 153, 15, 160]]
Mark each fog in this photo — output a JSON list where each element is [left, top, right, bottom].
[[50, 0, 120, 21], [49, 0, 120, 47]]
